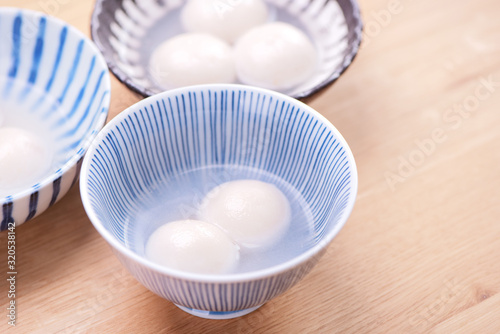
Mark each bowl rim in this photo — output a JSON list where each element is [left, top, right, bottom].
[[90, 0, 363, 100], [80, 83, 358, 283], [0, 7, 111, 206], [293, 0, 364, 99]]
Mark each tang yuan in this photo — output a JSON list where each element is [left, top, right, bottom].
[[235, 22, 317, 90], [0, 127, 53, 194], [146, 219, 240, 275], [181, 0, 269, 44], [149, 33, 236, 89], [200, 180, 292, 249]]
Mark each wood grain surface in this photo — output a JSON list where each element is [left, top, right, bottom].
[[1, 0, 500, 333]]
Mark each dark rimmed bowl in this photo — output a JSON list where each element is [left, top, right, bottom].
[[90, 0, 362, 99]]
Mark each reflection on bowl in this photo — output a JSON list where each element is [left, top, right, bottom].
[[80, 84, 357, 319], [91, 0, 362, 99], [0, 8, 111, 230]]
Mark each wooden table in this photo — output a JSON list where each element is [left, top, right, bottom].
[[2, 0, 500, 333]]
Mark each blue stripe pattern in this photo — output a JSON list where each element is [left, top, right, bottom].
[[0, 9, 111, 230], [1, 202, 14, 231], [8, 14, 22, 79], [45, 26, 67, 93], [83, 86, 356, 313], [28, 17, 46, 85], [116, 248, 322, 312]]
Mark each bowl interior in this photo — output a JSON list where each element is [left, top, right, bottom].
[[81, 85, 357, 276], [91, 0, 362, 99], [0, 8, 110, 199]]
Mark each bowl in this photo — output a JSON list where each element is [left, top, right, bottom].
[[0, 8, 111, 231], [80, 84, 357, 319], [90, 0, 362, 99]]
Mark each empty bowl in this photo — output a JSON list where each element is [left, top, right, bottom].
[[0, 8, 111, 231], [80, 84, 357, 319], [90, 0, 362, 99]]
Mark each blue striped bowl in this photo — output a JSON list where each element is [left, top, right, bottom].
[[80, 84, 357, 319], [0, 8, 111, 231]]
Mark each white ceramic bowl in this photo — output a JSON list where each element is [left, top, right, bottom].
[[0, 8, 111, 231], [80, 84, 357, 319], [90, 0, 362, 99]]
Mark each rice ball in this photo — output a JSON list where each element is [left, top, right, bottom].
[[181, 0, 269, 44], [0, 127, 53, 191], [146, 219, 240, 275], [149, 33, 236, 89], [234, 22, 318, 90], [200, 180, 292, 249]]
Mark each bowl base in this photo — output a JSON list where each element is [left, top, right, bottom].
[[175, 304, 263, 319]]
